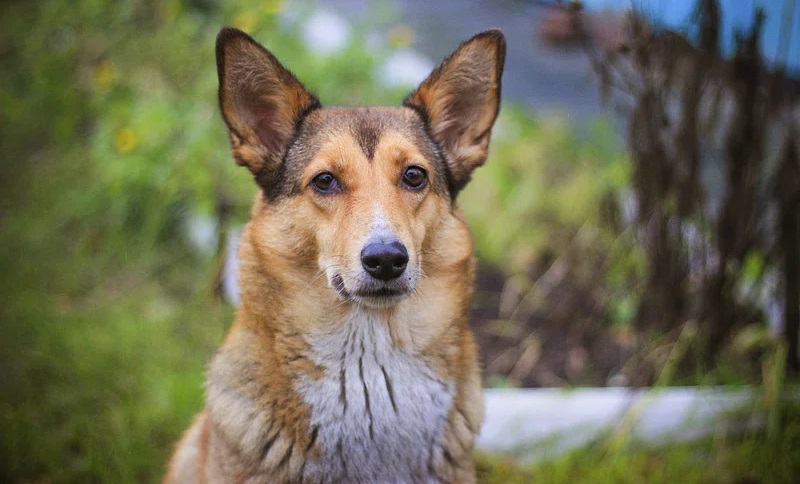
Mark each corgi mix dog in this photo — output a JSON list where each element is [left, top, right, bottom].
[[164, 26, 505, 483]]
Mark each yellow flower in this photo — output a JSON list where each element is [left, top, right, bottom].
[[115, 127, 138, 154], [94, 60, 114, 89]]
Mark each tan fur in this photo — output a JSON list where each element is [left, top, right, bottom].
[[165, 27, 504, 484]]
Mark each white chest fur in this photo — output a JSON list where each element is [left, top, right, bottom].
[[294, 309, 454, 483]]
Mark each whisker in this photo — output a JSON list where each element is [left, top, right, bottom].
[[298, 264, 339, 295], [417, 249, 447, 261], [418, 267, 430, 280], [411, 286, 429, 304], [330, 297, 351, 310]]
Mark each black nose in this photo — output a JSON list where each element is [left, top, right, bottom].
[[360, 241, 409, 281]]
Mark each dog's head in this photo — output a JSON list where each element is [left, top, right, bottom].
[[216, 27, 504, 309]]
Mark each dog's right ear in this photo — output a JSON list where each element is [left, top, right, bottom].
[[216, 27, 320, 185]]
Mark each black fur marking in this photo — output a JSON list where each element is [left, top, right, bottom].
[[299, 428, 316, 483], [442, 447, 455, 466], [299, 460, 308, 483], [339, 356, 348, 413], [276, 436, 295, 470], [358, 355, 375, 440], [354, 122, 382, 161], [306, 425, 319, 453], [259, 425, 281, 462], [380, 365, 398, 415]]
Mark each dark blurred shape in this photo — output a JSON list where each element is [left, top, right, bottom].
[[538, 1, 625, 53], [538, 3, 582, 46], [582, 0, 800, 375]]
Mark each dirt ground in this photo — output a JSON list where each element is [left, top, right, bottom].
[[470, 264, 634, 388]]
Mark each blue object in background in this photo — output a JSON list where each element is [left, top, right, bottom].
[[583, 0, 800, 73]]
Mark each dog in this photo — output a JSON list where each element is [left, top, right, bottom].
[[164, 25, 505, 483]]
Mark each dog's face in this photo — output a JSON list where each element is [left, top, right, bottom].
[[278, 107, 453, 308], [216, 28, 505, 308]]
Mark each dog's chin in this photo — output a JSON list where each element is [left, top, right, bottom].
[[329, 272, 415, 309], [350, 288, 412, 309]]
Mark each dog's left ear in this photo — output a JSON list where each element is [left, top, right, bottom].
[[405, 29, 505, 195]]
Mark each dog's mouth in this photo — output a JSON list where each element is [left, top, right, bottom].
[[354, 287, 404, 298], [352, 288, 411, 308], [330, 273, 413, 307]]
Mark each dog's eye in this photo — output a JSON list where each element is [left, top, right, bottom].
[[311, 172, 340, 193], [402, 166, 428, 190]]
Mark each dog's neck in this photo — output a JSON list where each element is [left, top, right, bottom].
[[292, 301, 456, 482]]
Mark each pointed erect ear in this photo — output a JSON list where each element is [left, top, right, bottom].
[[404, 30, 505, 195], [216, 27, 320, 185]]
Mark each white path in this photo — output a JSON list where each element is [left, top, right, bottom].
[[477, 387, 768, 460]]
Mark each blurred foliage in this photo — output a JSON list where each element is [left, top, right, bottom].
[[462, 107, 629, 271]]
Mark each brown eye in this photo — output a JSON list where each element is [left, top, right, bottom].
[[311, 172, 340, 193], [402, 166, 427, 190]]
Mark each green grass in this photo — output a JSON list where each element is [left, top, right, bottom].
[[0, 149, 230, 481]]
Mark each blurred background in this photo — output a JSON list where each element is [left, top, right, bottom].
[[1, 0, 799, 482]]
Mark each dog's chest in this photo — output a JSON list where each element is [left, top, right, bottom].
[[294, 312, 454, 483]]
